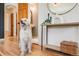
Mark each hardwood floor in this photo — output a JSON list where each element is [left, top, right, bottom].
[[0, 36, 66, 56]]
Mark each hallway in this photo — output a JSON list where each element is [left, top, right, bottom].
[[0, 3, 78, 56]]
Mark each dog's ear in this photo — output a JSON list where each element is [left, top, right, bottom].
[[21, 20, 26, 25], [21, 20, 23, 24], [21, 20, 24, 24]]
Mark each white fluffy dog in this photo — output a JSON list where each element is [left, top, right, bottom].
[[19, 18, 32, 56]]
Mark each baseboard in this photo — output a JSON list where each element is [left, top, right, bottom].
[[32, 41, 39, 45], [0, 38, 4, 43]]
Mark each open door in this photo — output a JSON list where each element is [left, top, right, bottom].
[[17, 3, 28, 40], [0, 3, 4, 38], [10, 13, 14, 36]]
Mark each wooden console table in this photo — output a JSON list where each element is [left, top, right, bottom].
[[41, 22, 79, 55]]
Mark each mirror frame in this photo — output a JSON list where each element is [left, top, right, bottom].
[[47, 3, 77, 15]]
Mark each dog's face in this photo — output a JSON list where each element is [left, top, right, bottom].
[[20, 18, 30, 30]]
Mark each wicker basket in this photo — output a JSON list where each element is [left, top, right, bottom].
[[60, 41, 78, 55]]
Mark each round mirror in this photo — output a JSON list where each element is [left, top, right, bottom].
[[47, 3, 77, 15]]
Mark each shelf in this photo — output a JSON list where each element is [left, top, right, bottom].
[[45, 44, 79, 55], [42, 22, 79, 27]]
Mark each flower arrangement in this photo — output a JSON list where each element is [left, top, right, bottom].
[[42, 13, 52, 24]]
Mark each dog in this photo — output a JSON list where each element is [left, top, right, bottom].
[[19, 18, 32, 56]]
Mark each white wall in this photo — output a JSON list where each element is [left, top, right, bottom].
[[48, 26, 79, 46], [38, 3, 79, 47], [14, 13, 17, 36]]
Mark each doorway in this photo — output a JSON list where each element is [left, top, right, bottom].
[[29, 3, 38, 44], [17, 3, 28, 41], [5, 4, 17, 39]]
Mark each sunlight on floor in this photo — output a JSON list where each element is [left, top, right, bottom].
[[32, 37, 38, 44]]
